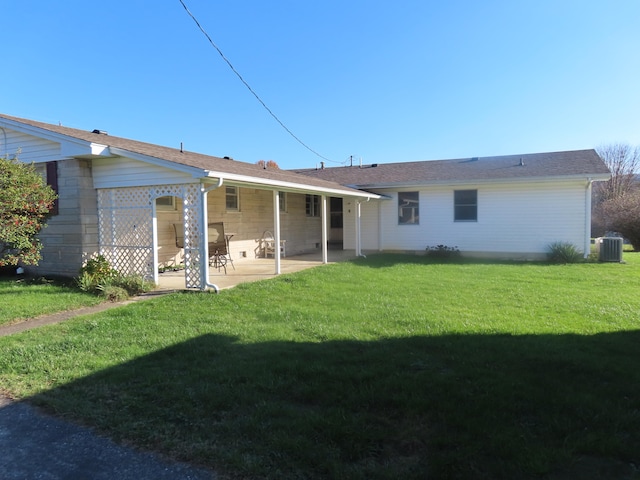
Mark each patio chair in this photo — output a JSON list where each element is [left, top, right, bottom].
[[208, 222, 230, 274], [261, 230, 286, 258], [172, 222, 234, 273]]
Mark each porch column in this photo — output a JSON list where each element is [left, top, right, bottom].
[[151, 202, 159, 285], [355, 200, 362, 257], [200, 186, 211, 289], [321, 194, 328, 264], [273, 190, 281, 274]]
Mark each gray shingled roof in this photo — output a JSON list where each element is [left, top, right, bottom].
[[0, 113, 370, 196], [293, 150, 610, 187]]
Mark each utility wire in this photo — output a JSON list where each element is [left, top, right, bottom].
[[178, 0, 338, 164]]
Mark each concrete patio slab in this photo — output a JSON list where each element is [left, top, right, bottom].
[[157, 250, 360, 291]]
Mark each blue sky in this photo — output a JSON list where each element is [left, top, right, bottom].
[[3, 1, 639, 169]]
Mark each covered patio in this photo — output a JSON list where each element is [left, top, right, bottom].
[[156, 249, 361, 291]]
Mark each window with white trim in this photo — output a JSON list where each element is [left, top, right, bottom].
[[398, 191, 419, 224], [454, 189, 477, 221], [226, 186, 239, 211], [306, 194, 320, 217], [279, 191, 287, 213]]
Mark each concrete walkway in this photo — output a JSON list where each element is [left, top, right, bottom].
[[158, 250, 358, 291], [0, 290, 171, 338]]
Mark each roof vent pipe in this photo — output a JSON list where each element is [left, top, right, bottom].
[[519, 157, 525, 166]]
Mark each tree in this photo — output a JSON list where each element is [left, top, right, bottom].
[[0, 157, 57, 267], [598, 191, 640, 250], [593, 143, 639, 203], [591, 144, 640, 249], [256, 159, 280, 169]]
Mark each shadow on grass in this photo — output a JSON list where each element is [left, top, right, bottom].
[[28, 331, 640, 480], [352, 253, 553, 269]]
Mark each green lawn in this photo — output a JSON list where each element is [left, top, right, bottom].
[[0, 277, 103, 326], [1, 254, 639, 479]]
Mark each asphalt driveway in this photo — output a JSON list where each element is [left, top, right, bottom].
[[0, 395, 216, 480]]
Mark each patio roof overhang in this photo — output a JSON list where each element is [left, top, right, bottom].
[[202, 172, 382, 200]]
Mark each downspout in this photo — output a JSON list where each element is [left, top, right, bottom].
[[201, 177, 224, 292], [584, 178, 593, 258]]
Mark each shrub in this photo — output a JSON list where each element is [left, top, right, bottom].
[[77, 255, 155, 299], [113, 274, 156, 296], [425, 244, 461, 260], [547, 242, 584, 264], [0, 156, 58, 267], [97, 284, 129, 302]]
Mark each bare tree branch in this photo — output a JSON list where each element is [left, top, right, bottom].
[[594, 143, 640, 202]]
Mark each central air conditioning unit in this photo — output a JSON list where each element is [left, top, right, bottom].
[[595, 237, 624, 262]]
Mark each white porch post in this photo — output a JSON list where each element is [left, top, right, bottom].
[[200, 186, 211, 289], [355, 200, 362, 257], [321, 194, 328, 264], [151, 201, 159, 285], [273, 190, 281, 274]]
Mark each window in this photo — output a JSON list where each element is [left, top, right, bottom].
[[279, 191, 287, 213], [454, 189, 477, 221], [398, 191, 419, 224], [156, 196, 176, 210], [35, 162, 59, 215], [306, 194, 320, 217], [226, 186, 239, 211]]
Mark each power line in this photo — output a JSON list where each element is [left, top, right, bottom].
[[178, 0, 338, 164]]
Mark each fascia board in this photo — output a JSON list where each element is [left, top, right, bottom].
[[353, 173, 612, 190], [205, 172, 381, 199]]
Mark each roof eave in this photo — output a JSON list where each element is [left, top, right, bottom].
[[204, 171, 381, 199], [351, 173, 612, 189]]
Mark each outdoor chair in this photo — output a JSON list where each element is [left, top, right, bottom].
[[261, 230, 286, 258], [172, 222, 234, 274]]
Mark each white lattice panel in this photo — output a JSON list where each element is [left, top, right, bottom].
[[97, 184, 204, 289]]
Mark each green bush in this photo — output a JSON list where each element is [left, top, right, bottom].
[[77, 256, 155, 299], [96, 284, 129, 302], [425, 244, 461, 259], [109, 274, 155, 296], [547, 242, 584, 264]]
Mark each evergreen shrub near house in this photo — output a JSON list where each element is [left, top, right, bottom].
[[547, 241, 584, 264]]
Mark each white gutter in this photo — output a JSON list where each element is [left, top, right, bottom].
[[206, 172, 381, 200], [352, 173, 612, 190]]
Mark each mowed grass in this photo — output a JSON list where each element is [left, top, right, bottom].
[[1, 254, 639, 479], [0, 277, 102, 326]]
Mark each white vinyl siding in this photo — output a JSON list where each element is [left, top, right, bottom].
[[92, 157, 194, 188], [347, 180, 589, 258], [1, 130, 61, 162]]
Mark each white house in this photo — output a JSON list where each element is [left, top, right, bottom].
[[0, 113, 379, 290], [1, 113, 610, 290], [294, 150, 610, 259]]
